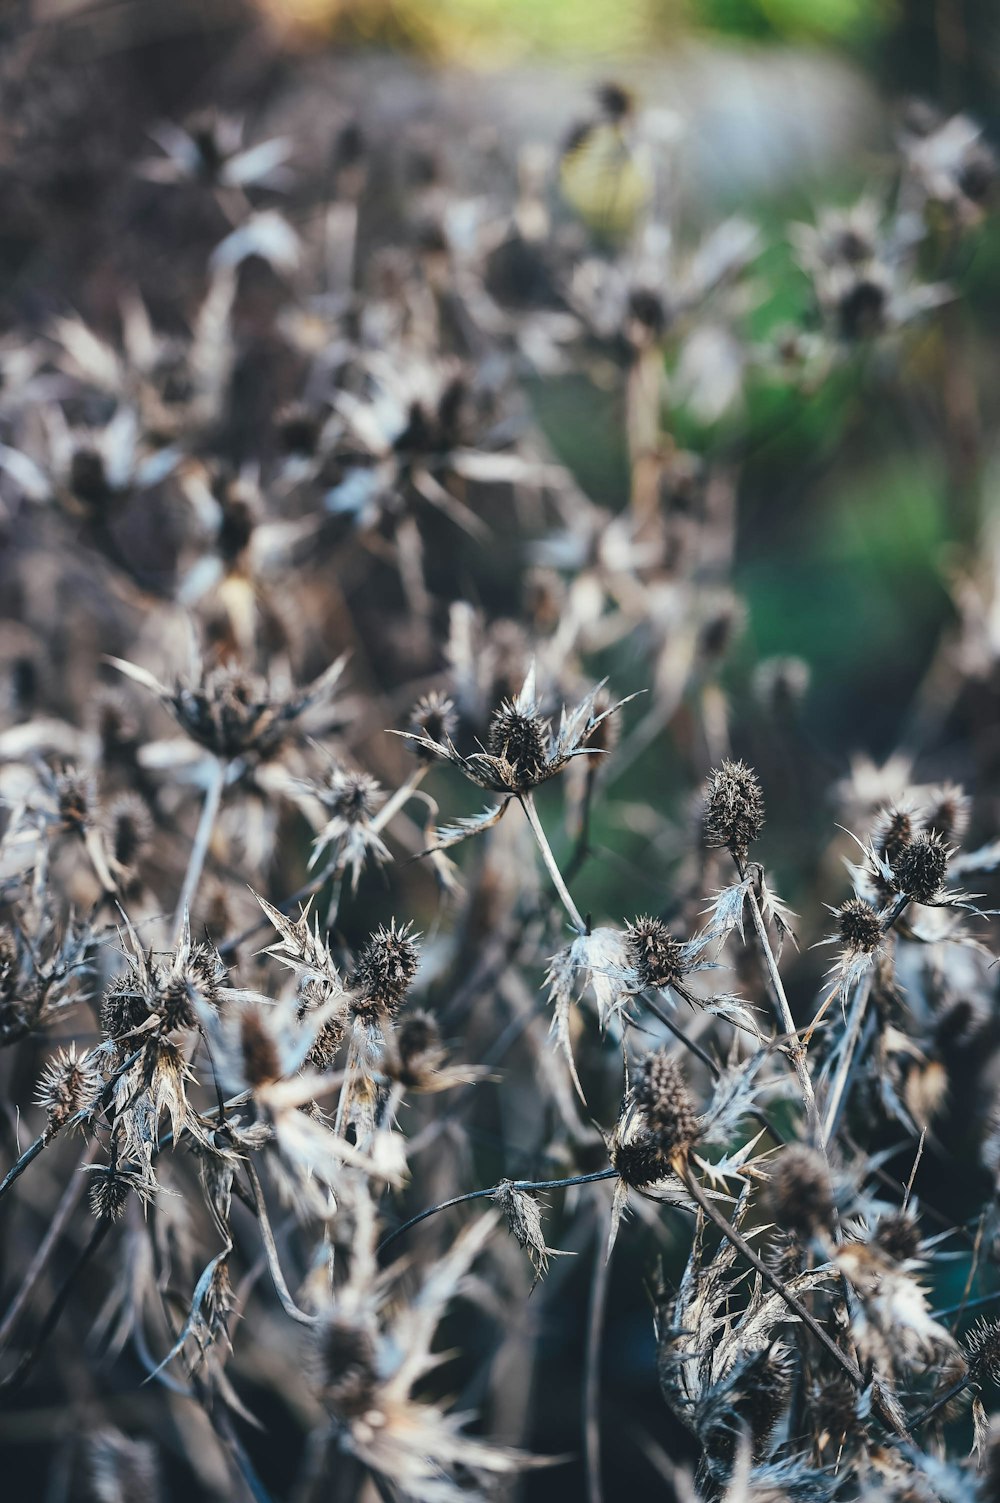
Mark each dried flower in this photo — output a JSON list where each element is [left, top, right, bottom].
[[893, 831, 949, 903], [701, 760, 765, 862], [765, 1145, 834, 1242], [350, 921, 420, 1023], [837, 897, 883, 954], [633, 1049, 699, 1158], [35, 1043, 101, 1130]]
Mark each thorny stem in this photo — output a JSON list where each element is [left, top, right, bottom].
[[173, 757, 229, 945], [680, 1164, 911, 1442], [585, 1200, 613, 1503], [376, 1169, 618, 1255], [519, 792, 587, 935]]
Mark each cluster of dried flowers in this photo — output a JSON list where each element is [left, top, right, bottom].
[[3, 24, 1000, 1502]]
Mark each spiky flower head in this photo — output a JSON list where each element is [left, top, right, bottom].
[[35, 1043, 101, 1131], [87, 1164, 155, 1222], [238, 1006, 283, 1089], [633, 1049, 699, 1158], [313, 1314, 380, 1418], [701, 759, 765, 861], [487, 701, 550, 786], [872, 804, 915, 865], [873, 1210, 922, 1266], [892, 831, 949, 903], [625, 917, 687, 992], [766, 1145, 835, 1242], [318, 768, 382, 825], [610, 1127, 674, 1189], [390, 1009, 443, 1086], [837, 897, 883, 954], [407, 691, 457, 757], [492, 1180, 556, 1283], [100, 964, 151, 1043], [350, 920, 419, 1022], [965, 1318, 1000, 1387], [922, 783, 970, 844], [106, 793, 152, 875]]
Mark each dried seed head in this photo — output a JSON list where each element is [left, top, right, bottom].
[[625, 917, 686, 991], [314, 1314, 379, 1418], [735, 1343, 795, 1463], [633, 1049, 698, 1158], [837, 897, 883, 954], [35, 1043, 100, 1130], [408, 690, 457, 755], [610, 1127, 672, 1188], [172, 667, 288, 761], [101, 966, 151, 1042], [350, 920, 419, 1022], [873, 1210, 922, 1266], [872, 804, 915, 864], [106, 793, 153, 874], [93, 687, 142, 767], [319, 768, 382, 823], [701, 759, 765, 860], [493, 1180, 554, 1282], [893, 831, 949, 903], [807, 1374, 859, 1458], [965, 1318, 1000, 1387], [766, 1145, 835, 1241], [391, 1009, 443, 1086], [89, 1168, 135, 1222], [55, 767, 93, 833], [922, 783, 970, 845], [487, 702, 550, 785], [239, 1008, 283, 1088]]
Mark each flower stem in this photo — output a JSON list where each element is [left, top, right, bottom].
[[173, 757, 228, 946], [519, 792, 586, 935]]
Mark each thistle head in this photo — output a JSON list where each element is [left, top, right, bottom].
[[766, 1145, 835, 1243], [836, 897, 883, 954], [625, 917, 687, 992], [892, 831, 949, 903], [487, 701, 550, 786], [701, 759, 765, 861], [407, 690, 457, 755], [632, 1049, 699, 1160], [313, 1314, 380, 1419], [350, 920, 419, 1023]]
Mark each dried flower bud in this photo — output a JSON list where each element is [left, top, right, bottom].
[[106, 793, 152, 874], [633, 1049, 698, 1159], [350, 920, 419, 1022], [610, 1127, 673, 1189], [314, 1314, 379, 1418], [922, 784, 970, 845], [873, 1210, 922, 1265], [101, 966, 151, 1042], [87, 1165, 151, 1222], [390, 1009, 442, 1086], [301, 981, 346, 1072], [837, 897, 883, 954], [625, 917, 686, 991], [965, 1318, 1000, 1387], [408, 691, 457, 757], [487, 702, 550, 785], [893, 831, 949, 903], [35, 1043, 100, 1131], [872, 804, 915, 864], [493, 1179, 554, 1282], [239, 1007, 283, 1089], [701, 759, 765, 860], [766, 1145, 835, 1242], [319, 768, 382, 823], [752, 655, 810, 713], [55, 768, 93, 833]]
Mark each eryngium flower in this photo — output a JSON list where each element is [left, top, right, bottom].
[[892, 831, 949, 902], [965, 1317, 1000, 1387], [633, 1049, 699, 1156], [873, 1210, 922, 1266], [35, 1043, 101, 1131], [836, 897, 883, 954], [86, 1163, 157, 1221], [701, 759, 765, 861], [350, 921, 419, 1022], [406, 691, 457, 758], [395, 664, 630, 796], [766, 1145, 834, 1242], [625, 917, 687, 991], [108, 652, 346, 765], [313, 1314, 380, 1418]]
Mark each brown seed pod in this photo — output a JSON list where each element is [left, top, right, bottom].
[[701, 759, 765, 861]]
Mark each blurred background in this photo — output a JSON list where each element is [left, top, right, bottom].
[[3, 1, 1000, 1499]]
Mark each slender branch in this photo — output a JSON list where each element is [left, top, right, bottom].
[[377, 1169, 618, 1255], [173, 757, 228, 945], [744, 885, 820, 1137], [519, 792, 586, 935], [821, 973, 873, 1146], [371, 764, 427, 833], [585, 1200, 612, 1503]]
